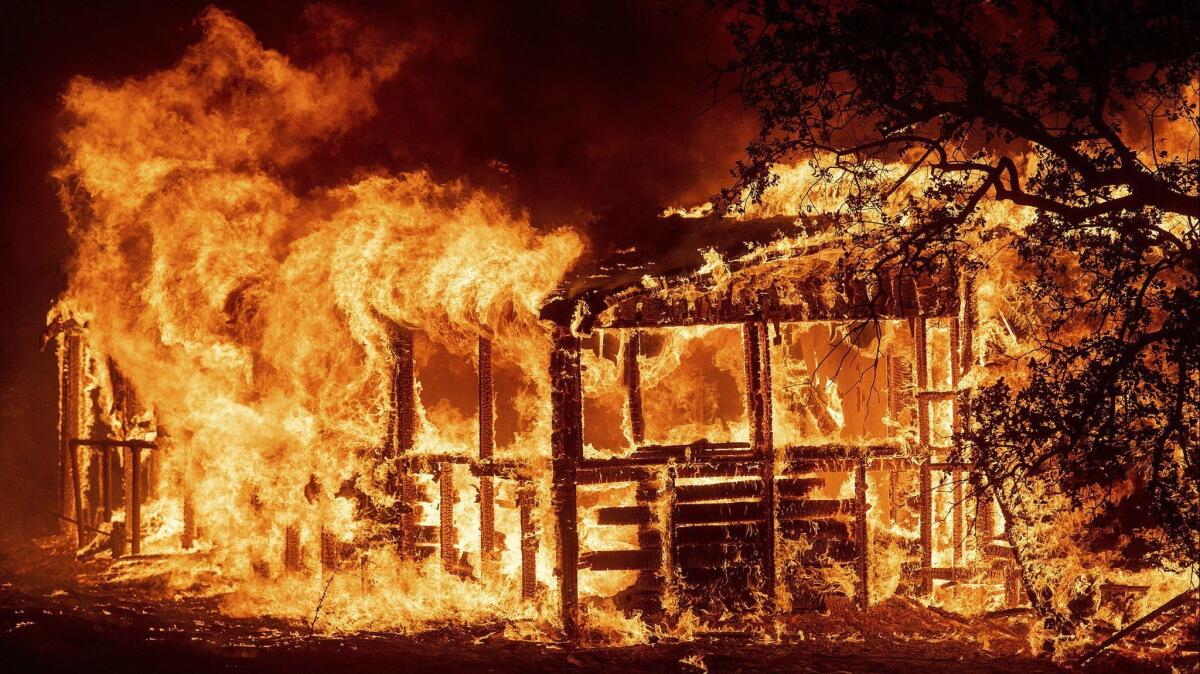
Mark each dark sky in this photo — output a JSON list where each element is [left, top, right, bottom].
[[0, 1, 755, 535]]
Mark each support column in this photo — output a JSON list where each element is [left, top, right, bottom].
[[389, 326, 417, 556], [623, 331, 645, 445], [919, 462, 933, 597], [439, 462, 457, 573], [182, 491, 195, 550], [550, 327, 583, 636], [478, 336, 496, 578], [744, 321, 777, 615], [123, 446, 142, 555], [915, 317, 933, 597], [518, 484, 537, 599], [855, 458, 870, 609]]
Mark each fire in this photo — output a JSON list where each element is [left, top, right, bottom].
[[52, 7, 583, 634], [41, 5, 1195, 660]]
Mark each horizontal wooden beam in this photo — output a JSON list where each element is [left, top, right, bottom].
[[579, 548, 661, 571], [70, 438, 158, 450]]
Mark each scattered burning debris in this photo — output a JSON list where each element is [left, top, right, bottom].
[[3, 1, 1197, 672]]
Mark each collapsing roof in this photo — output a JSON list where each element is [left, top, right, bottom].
[[541, 214, 959, 332]]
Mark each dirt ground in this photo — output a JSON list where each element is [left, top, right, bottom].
[[0, 536, 1170, 674]]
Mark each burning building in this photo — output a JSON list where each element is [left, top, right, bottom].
[[11, 2, 1198, 671], [46, 204, 1028, 634]]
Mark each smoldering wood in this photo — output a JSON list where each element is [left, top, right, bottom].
[[438, 462, 457, 573], [549, 327, 583, 635], [283, 524, 301, 571], [854, 459, 869, 609], [558, 260, 960, 333], [579, 548, 661, 571], [777, 519, 854, 541], [623, 330, 645, 444], [478, 337, 496, 577], [675, 523, 766, 545], [777, 499, 857, 520], [676, 542, 764, 569], [181, 491, 195, 550], [919, 461, 934, 597], [675, 479, 764, 503], [775, 477, 825, 498], [676, 501, 766, 525], [596, 505, 653, 526], [518, 484, 537, 600]]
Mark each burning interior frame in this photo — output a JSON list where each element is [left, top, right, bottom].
[[46, 217, 1033, 636]]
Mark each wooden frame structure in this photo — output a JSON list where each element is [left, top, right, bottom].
[[383, 328, 539, 598], [544, 240, 1022, 634]]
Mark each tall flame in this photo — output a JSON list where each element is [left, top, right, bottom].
[[54, 7, 583, 632]]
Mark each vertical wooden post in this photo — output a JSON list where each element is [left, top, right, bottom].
[[99, 447, 111, 523], [952, 473, 963, 568], [122, 446, 142, 555], [518, 484, 537, 599], [284, 524, 301, 571], [550, 327, 582, 636], [182, 490, 195, 549], [919, 462, 933, 597], [320, 526, 340, 572], [130, 447, 142, 555], [439, 462, 457, 573], [915, 317, 933, 597], [478, 337, 496, 578], [662, 464, 678, 604], [744, 321, 777, 615], [961, 275, 976, 379], [61, 334, 86, 546], [624, 330, 645, 445], [855, 458, 870, 609], [389, 326, 417, 556]]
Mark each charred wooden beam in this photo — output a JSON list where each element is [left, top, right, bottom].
[[69, 438, 158, 450], [122, 446, 143, 555], [518, 484, 537, 599], [320, 526, 340, 571], [438, 462, 457, 573], [744, 320, 777, 615], [387, 326, 417, 555], [675, 461, 767, 479], [589, 266, 960, 331], [961, 275, 976, 380], [662, 464, 678, 604], [580, 548, 661, 571], [778, 518, 853, 541], [550, 327, 583, 636], [1078, 589, 1198, 666], [919, 461, 934, 597], [676, 501, 765, 525], [854, 458, 869, 609], [181, 491, 195, 550], [623, 330, 645, 444], [776, 477, 825, 498], [675, 479, 764, 503], [478, 337, 496, 577], [778, 498, 857, 520], [952, 470, 964, 568], [676, 523, 766, 545], [99, 446, 112, 523], [283, 524, 301, 571], [801, 539, 859, 566], [575, 464, 655, 485], [676, 542, 763, 569], [596, 505, 653, 526]]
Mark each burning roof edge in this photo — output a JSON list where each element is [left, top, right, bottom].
[[541, 213, 959, 332]]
